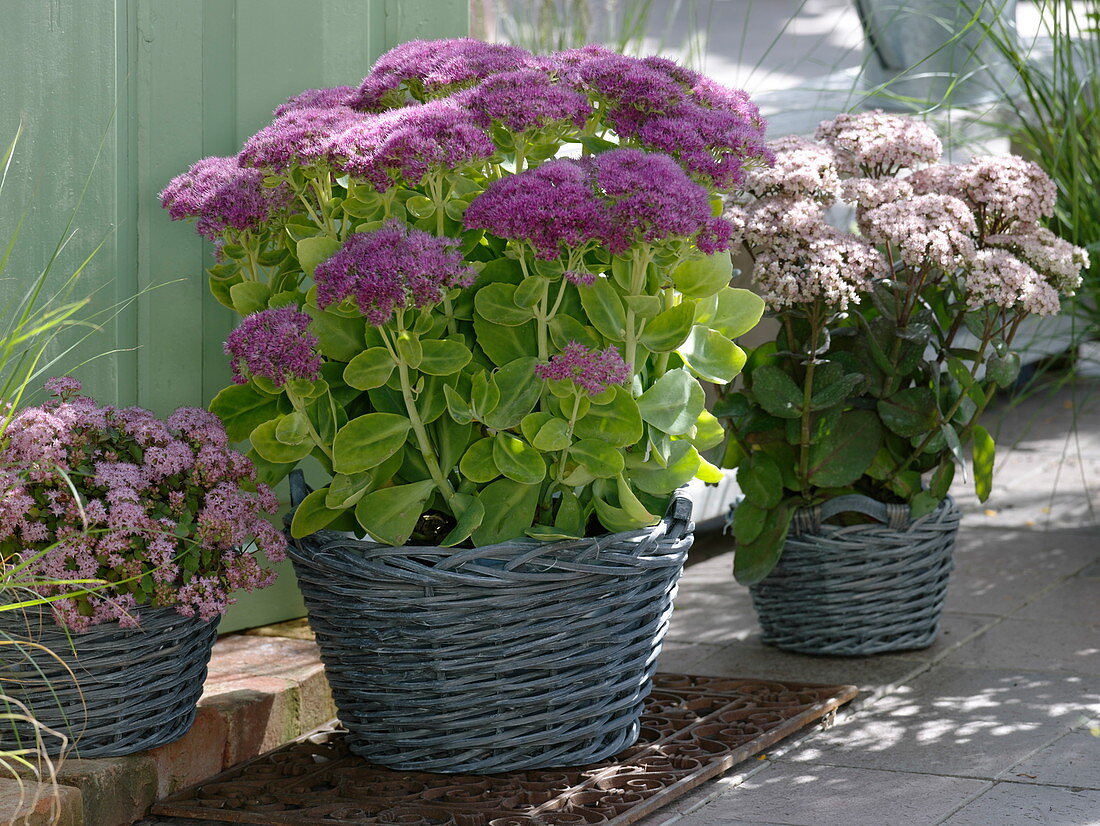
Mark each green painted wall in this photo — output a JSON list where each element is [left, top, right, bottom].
[[1, 0, 469, 632]]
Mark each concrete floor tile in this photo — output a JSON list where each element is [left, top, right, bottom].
[[786, 667, 1100, 778], [939, 782, 1100, 825], [888, 613, 1000, 663], [942, 618, 1100, 675], [674, 763, 989, 826], [944, 528, 1099, 616], [1079, 560, 1100, 578], [667, 579, 759, 645], [1016, 577, 1100, 625], [1005, 727, 1100, 789]]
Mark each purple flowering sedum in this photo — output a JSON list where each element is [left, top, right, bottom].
[[224, 306, 322, 387], [456, 67, 591, 133], [350, 38, 532, 111], [535, 342, 631, 396], [0, 380, 285, 631], [313, 220, 474, 324], [239, 105, 362, 171], [273, 85, 356, 118], [160, 156, 289, 240], [327, 100, 495, 190]]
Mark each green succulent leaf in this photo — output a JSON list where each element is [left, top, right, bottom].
[[290, 488, 345, 539], [677, 325, 747, 383], [695, 287, 765, 339], [807, 409, 882, 487], [737, 453, 784, 509], [332, 412, 411, 474], [418, 338, 472, 376], [733, 501, 794, 585], [570, 439, 625, 478], [474, 282, 533, 325], [440, 492, 486, 547], [636, 368, 705, 435], [250, 418, 313, 464], [578, 275, 627, 341], [640, 302, 695, 352], [574, 386, 643, 446], [355, 480, 436, 546], [671, 252, 733, 298], [973, 424, 995, 502], [492, 432, 546, 484], [344, 347, 395, 390], [229, 281, 271, 315], [483, 357, 542, 430], [297, 236, 343, 277], [210, 384, 280, 443], [472, 479, 541, 545], [878, 387, 939, 438], [750, 365, 803, 419]]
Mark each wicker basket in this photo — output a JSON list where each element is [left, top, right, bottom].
[[287, 473, 694, 774], [744, 494, 960, 656], [0, 605, 218, 758]]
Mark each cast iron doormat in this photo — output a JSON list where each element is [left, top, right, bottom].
[[152, 674, 857, 826]]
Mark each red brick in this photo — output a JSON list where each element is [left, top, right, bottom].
[[55, 754, 157, 826], [200, 684, 300, 767], [0, 777, 82, 826], [146, 704, 228, 798]]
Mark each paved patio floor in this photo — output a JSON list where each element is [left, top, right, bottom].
[[643, 378, 1100, 826]]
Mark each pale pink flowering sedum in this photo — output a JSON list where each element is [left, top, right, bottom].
[[746, 135, 841, 202], [736, 198, 829, 248], [535, 342, 631, 396], [327, 100, 495, 191], [911, 156, 1056, 231], [863, 193, 978, 272], [815, 111, 942, 176], [967, 249, 1061, 316], [350, 38, 532, 111], [160, 156, 290, 241], [753, 224, 885, 310], [0, 380, 285, 631], [223, 306, 322, 388], [313, 220, 474, 324], [986, 227, 1089, 294], [841, 177, 915, 211]]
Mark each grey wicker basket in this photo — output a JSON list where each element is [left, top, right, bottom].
[[744, 494, 960, 656], [0, 605, 218, 758], [287, 472, 694, 774]]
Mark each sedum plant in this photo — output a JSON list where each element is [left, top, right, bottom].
[[720, 112, 1089, 584], [162, 39, 770, 547]]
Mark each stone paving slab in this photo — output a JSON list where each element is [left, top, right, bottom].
[[1005, 725, 1100, 789], [939, 781, 1100, 825], [942, 617, 1100, 675], [670, 763, 991, 826], [782, 666, 1100, 779]]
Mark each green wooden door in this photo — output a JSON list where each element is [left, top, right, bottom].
[[1, 0, 470, 632]]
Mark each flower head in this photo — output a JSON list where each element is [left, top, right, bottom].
[[273, 86, 356, 117], [44, 376, 83, 401], [350, 38, 532, 111], [327, 100, 494, 190], [239, 106, 361, 171], [160, 156, 289, 240], [863, 193, 977, 271], [456, 67, 591, 133], [313, 220, 474, 324], [590, 148, 733, 253], [746, 135, 840, 202], [815, 111, 942, 175], [463, 159, 609, 259], [967, 249, 1061, 316], [986, 227, 1088, 295], [911, 156, 1056, 231], [223, 306, 322, 387], [535, 342, 631, 395], [841, 177, 915, 212]]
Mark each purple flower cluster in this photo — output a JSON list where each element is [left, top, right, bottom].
[[273, 86, 356, 118], [327, 100, 495, 190], [455, 67, 591, 133], [0, 381, 285, 631], [223, 306, 322, 388], [465, 149, 732, 258], [535, 342, 631, 396], [159, 156, 289, 241], [463, 159, 610, 259], [239, 105, 361, 171], [350, 39, 532, 111], [313, 220, 474, 324]]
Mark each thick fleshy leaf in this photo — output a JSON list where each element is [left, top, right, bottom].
[[250, 418, 313, 464], [210, 384, 280, 443], [574, 386, 643, 446], [290, 488, 345, 538], [640, 302, 695, 352], [493, 432, 547, 484], [355, 480, 436, 545], [474, 282, 533, 325], [737, 453, 783, 509], [570, 439, 625, 478], [671, 252, 733, 298], [332, 413, 411, 474], [459, 437, 500, 483], [304, 305, 365, 362], [472, 479, 540, 545], [695, 287, 764, 339], [973, 424, 995, 502], [275, 411, 310, 445], [344, 347, 394, 390], [325, 471, 374, 509], [532, 417, 572, 451], [630, 441, 702, 495], [733, 501, 793, 585], [418, 339, 472, 376], [474, 315, 537, 366], [677, 326, 747, 383], [807, 409, 882, 487], [750, 365, 803, 420], [297, 236, 342, 277], [482, 357, 541, 430], [878, 387, 939, 438], [440, 492, 485, 547], [578, 276, 626, 341], [230, 281, 271, 315], [636, 368, 704, 435]]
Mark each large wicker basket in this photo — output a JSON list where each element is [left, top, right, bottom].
[[288, 474, 694, 774], [744, 494, 960, 656], [0, 605, 218, 758]]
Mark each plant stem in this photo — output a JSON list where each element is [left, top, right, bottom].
[[797, 305, 821, 499], [288, 391, 334, 464]]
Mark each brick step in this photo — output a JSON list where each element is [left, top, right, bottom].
[[4, 624, 332, 826]]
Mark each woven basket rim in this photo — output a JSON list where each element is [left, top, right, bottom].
[[789, 494, 957, 538]]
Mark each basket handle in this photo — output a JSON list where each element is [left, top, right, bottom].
[[792, 494, 910, 534], [288, 469, 312, 511], [662, 494, 694, 542]]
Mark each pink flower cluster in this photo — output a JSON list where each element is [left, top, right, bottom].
[[535, 342, 631, 396], [465, 149, 733, 258], [313, 220, 474, 324], [987, 227, 1088, 294], [0, 381, 286, 631], [862, 194, 978, 272], [223, 306, 322, 387], [967, 249, 1061, 316], [745, 136, 841, 202], [159, 156, 289, 241], [815, 110, 942, 176], [239, 106, 361, 172]]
